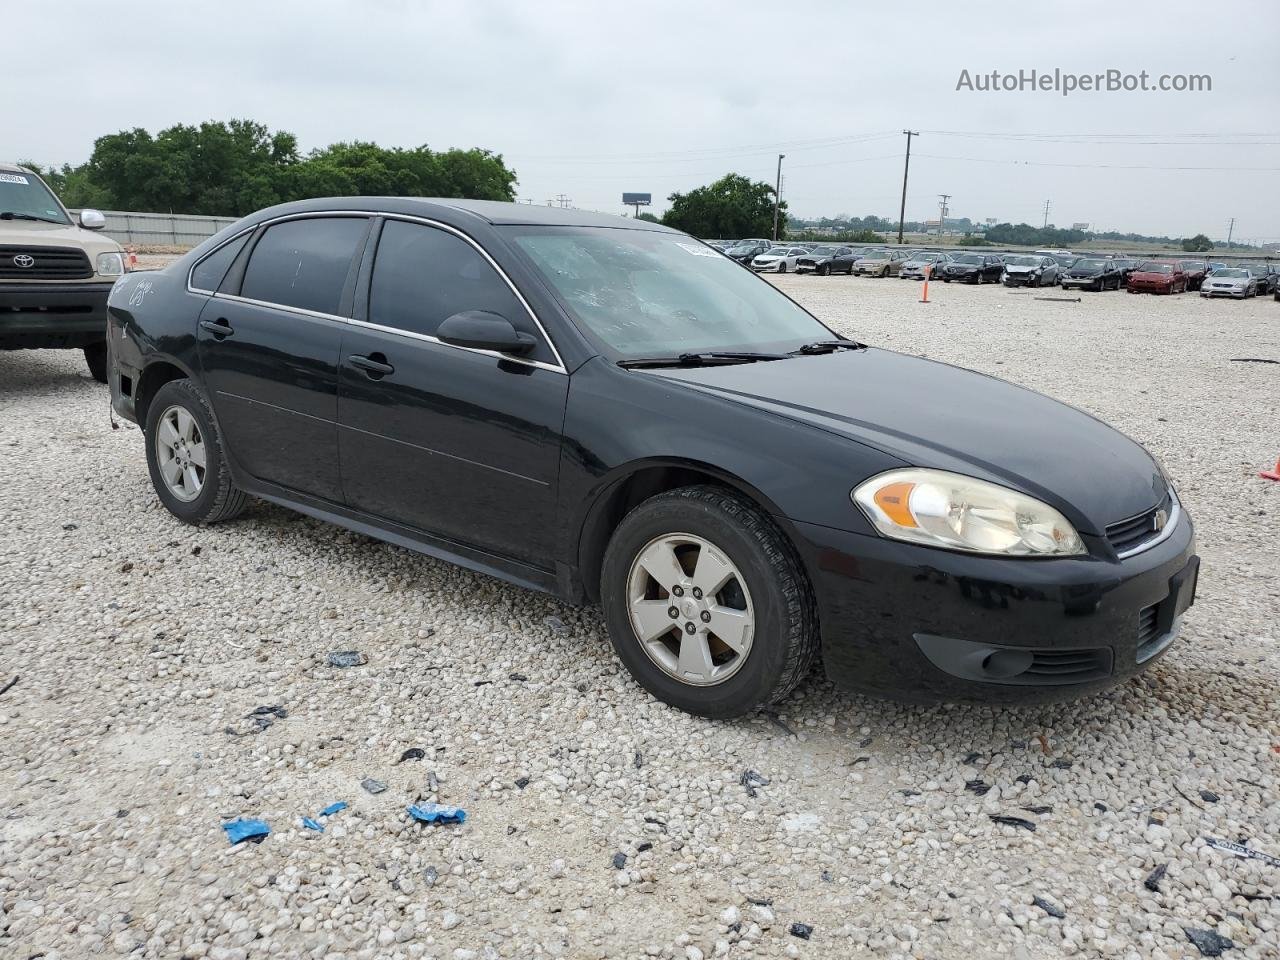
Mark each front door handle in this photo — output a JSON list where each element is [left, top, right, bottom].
[[200, 318, 234, 338], [349, 353, 394, 378]]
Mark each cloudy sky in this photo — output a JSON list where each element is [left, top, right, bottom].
[[11, 1, 1279, 240]]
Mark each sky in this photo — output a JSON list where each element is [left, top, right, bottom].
[[8, 0, 1279, 241]]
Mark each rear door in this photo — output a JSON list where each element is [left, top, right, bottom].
[[337, 217, 568, 567], [198, 214, 371, 503]]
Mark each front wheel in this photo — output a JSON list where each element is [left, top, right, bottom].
[[600, 486, 818, 718], [83, 342, 108, 383], [777, 262, 786, 274], [817, 265, 829, 276], [145, 378, 249, 525]]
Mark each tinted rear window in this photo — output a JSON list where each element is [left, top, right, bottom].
[[241, 217, 369, 315], [191, 232, 251, 292]]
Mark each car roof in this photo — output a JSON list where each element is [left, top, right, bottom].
[[1, 161, 33, 174], [243, 196, 679, 232]]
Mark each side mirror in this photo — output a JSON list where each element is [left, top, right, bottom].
[[79, 209, 107, 230], [436, 310, 536, 355]]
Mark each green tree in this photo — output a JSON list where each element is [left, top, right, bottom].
[[1181, 234, 1213, 253], [633, 211, 661, 223], [662, 174, 785, 239]]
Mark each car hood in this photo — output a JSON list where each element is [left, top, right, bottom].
[[1004, 264, 1038, 272], [0, 218, 123, 255], [1130, 271, 1173, 281], [1067, 267, 1103, 276], [649, 348, 1164, 532]]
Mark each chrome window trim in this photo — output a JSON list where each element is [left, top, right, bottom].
[[185, 209, 568, 374], [1115, 488, 1181, 560]]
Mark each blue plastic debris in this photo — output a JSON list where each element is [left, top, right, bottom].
[[222, 818, 270, 844], [319, 801, 348, 817], [302, 817, 324, 832], [406, 803, 467, 825]]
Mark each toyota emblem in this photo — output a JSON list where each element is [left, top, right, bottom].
[[13, 254, 35, 268]]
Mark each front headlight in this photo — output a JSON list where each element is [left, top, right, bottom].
[[852, 469, 1086, 556], [96, 251, 126, 277]]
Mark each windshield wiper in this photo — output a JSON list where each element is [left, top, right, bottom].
[[0, 212, 64, 224], [790, 339, 867, 355], [617, 351, 789, 369]]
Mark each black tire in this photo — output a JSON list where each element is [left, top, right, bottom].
[[83, 342, 108, 383], [600, 485, 819, 719], [817, 264, 829, 276], [144, 378, 249, 525], [777, 262, 786, 274]]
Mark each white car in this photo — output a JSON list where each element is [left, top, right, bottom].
[[750, 246, 809, 274]]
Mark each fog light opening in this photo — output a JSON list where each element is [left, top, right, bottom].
[[980, 649, 1035, 680]]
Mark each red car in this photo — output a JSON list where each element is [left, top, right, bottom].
[[1127, 260, 1187, 294], [1178, 260, 1209, 291]]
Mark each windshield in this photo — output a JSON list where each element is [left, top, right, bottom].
[[808, 246, 838, 257], [1073, 259, 1104, 271], [1136, 261, 1173, 274], [1004, 255, 1039, 266], [1215, 269, 1248, 278], [953, 254, 984, 265], [507, 227, 834, 358], [0, 171, 71, 225]]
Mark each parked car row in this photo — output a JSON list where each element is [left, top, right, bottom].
[[707, 236, 1279, 299]]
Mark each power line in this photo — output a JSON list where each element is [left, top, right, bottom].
[[913, 153, 1280, 172]]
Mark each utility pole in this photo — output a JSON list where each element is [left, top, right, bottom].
[[772, 154, 785, 242], [554, 194, 572, 209], [937, 194, 950, 237], [1226, 217, 1235, 248], [897, 130, 918, 245], [1042, 199, 1052, 229]]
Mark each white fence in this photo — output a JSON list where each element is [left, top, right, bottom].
[[69, 210, 238, 248]]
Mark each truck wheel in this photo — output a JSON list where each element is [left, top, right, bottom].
[[83, 342, 108, 383], [144, 379, 248, 525], [600, 486, 818, 718]]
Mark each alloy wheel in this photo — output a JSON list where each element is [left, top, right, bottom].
[[156, 404, 207, 502], [625, 533, 755, 686]]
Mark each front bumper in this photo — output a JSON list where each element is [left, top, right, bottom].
[[751, 262, 784, 272], [1061, 277, 1101, 288], [1201, 287, 1248, 298], [1002, 272, 1039, 286], [0, 281, 113, 348], [1128, 279, 1173, 293], [943, 270, 978, 281], [790, 510, 1197, 704]]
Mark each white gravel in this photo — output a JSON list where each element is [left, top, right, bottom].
[[1, 275, 1277, 960]]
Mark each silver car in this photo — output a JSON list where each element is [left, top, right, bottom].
[[899, 252, 950, 279], [1001, 255, 1060, 288], [1199, 268, 1257, 299]]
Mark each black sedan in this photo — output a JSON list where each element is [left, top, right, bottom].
[[795, 245, 859, 275], [1061, 258, 1124, 291], [940, 253, 1004, 283], [104, 198, 1197, 716]]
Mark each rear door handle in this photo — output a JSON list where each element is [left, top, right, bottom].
[[199, 318, 234, 338], [349, 354, 394, 378]]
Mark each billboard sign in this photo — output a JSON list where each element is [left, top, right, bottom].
[[622, 193, 652, 206]]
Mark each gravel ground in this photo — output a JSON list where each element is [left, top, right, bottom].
[[1, 275, 1277, 960]]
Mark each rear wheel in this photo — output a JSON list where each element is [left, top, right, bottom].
[[83, 342, 108, 383], [600, 486, 818, 718], [145, 379, 248, 525]]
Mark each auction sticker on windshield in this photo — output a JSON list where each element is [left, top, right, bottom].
[[0, 173, 31, 184], [675, 241, 726, 259]]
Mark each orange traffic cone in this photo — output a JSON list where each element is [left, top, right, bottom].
[[1261, 457, 1280, 481], [920, 265, 931, 304]]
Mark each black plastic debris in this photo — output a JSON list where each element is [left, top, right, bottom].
[[740, 769, 771, 798], [1022, 805, 1053, 815], [612, 852, 627, 869], [634, 751, 644, 769], [1200, 789, 1220, 803], [643, 816, 668, 832], [989, 814, 1036, 831], [636, 841, 652, 852], [506, 825, 517, 835], [789, 922, 813, 940], [473, 679, 494, 687], [747, 896, 774, 906], [397, 748, 426, 764], [1144, 863, 1168, 892], [361, 778, 388, 795], [1049, 758, 1073, 769], [1015, 774, 1033, 784], [965, 779, 991, 796], [963, 752, 980, 764], [1183, 928, 1234, 957], [1094, 802, 1108, 813], [899, 789, 921, 797], [858, 736, 874, 748], [0, 675, 18, 698], [509, 672, 528, 682], [1032, 896, 1065, 919], [514, 777, 530, 790], [245, 705, 287, 733], [191, 545, 202, 556], [327, 650, 366, 668], [62, 523, 78, 531]]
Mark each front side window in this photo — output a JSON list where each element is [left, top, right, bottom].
[[506, 226, 834, 359], [240, 216, 369, 315], [369, 219, 549, 361], [0, 171, 70, 225]]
